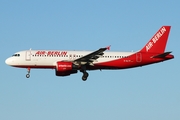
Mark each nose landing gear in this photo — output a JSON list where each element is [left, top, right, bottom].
[[26, 68, 30, 78]]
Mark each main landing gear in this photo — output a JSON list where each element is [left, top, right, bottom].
[[80, 66, 89, 81], [82, 71, 89, 81], [26, 68, 30, 78]]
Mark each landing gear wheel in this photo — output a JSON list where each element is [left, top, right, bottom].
[[26, 74, 30, 78], [26, 68, 31, 78], [82, 72, 89, 81], [82, 77, 87, 81]]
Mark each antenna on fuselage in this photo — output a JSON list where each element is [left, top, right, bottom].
[[29, 48, 32, 55]]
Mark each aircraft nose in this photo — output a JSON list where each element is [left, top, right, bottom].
[[5, 58, 11, 65]]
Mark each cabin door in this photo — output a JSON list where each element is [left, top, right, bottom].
[[136, 53, 142, 62], [25, 50, 31, 61]]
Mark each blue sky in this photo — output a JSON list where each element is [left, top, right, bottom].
[[0, 0, 180, 120]]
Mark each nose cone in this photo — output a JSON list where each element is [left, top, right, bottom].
[[5, 58, 12, 65]]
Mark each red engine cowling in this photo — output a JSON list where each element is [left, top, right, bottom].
[[55, 61, 78, 76], [56, 70, 77, 76], [56, 61, 73, 72]]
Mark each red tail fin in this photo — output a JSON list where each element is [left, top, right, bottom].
[[140, 26, 171, 53]]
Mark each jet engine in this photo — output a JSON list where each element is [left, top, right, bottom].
[[55, 61, 78, 76]]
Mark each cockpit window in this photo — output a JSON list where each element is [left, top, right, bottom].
[[12, 54, 20, 57]]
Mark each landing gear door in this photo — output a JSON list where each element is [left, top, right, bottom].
[[136, 53, 142, 62], [25, 50, 31, 61]]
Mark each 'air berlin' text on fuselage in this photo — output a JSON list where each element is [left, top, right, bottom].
[[146, 27, 166, 52], [35, 51, 67, 56]]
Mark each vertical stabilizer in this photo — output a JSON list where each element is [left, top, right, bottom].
[[140, 26, 171, 53]]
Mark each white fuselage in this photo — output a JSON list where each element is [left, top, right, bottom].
[[5, 50, 135, 68]]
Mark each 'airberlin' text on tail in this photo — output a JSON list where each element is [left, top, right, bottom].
[[146, 27, 166, 52], [140, 26, 171, 53]]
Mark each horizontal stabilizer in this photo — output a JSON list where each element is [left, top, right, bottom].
[[152, 52, 172, 58]]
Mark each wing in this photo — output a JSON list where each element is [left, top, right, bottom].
[[73, 46, 110, 66]]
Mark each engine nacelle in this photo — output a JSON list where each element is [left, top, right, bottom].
[[56, 70, 77, 76], [55, 61, 78, 76], [56, 61, 73, 72]]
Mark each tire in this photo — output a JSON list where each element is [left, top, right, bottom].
[[26, 74, 30, 78]]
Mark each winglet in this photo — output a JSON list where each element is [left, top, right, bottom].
[[106, 45, 111, 50]]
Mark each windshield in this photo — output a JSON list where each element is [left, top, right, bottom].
[[12, 54, 20, 57]]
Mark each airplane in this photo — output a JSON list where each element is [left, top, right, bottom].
[[5, 26, 174, 81]]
